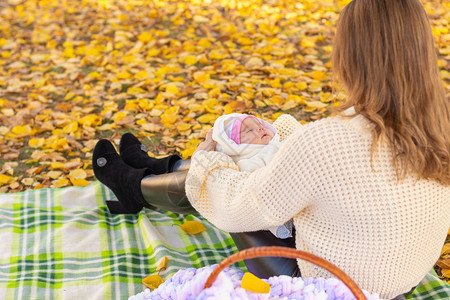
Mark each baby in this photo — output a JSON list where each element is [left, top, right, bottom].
[[212, 113, 293, 239]]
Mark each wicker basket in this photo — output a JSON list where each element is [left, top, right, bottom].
[[203, 246, 367, 300]]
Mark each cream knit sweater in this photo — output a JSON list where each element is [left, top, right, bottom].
[[185, 110, 450, 299]]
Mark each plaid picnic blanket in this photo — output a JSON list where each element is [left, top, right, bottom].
[[0, 181, 448, 300], [0, 181, 243, 300]]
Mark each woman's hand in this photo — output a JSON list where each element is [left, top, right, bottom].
[[194, 129, 216, 155]]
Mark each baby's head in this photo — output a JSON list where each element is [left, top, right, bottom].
[[225, 115, 275, 145]]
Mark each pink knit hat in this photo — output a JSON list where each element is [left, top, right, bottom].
[[227, 115, 260, 144]]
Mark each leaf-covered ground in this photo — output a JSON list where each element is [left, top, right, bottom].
[[0, 0, 449, 283]]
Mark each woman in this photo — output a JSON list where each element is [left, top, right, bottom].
[[93, 0, 450, 298], [185, 0, 449, 298]]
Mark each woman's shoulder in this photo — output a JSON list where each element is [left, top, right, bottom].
[[286, 111, 373, 147]]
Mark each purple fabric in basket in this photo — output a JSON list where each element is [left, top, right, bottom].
[[129, 265, 381, 300]]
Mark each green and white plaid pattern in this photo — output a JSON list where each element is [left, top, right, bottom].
[[0, 181, 448, 299], [407, 272, 450, 300], [0, 181, 243, 299]]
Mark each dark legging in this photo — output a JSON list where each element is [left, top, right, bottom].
[[229, 230, 301, 278]]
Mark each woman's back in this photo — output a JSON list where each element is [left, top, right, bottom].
[[287, 110, 449, 298]]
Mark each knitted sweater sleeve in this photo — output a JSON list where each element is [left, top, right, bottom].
[[273, 114, 302, 141], [185, 127, 314, 232]]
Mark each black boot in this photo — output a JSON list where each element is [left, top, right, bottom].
[[93, 139, 151, 214], [119, 133, 181, 174]]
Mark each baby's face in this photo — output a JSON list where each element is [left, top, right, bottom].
[[240, 117, 274, 145]]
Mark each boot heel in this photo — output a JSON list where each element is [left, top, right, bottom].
[[105, 200, 143, 214], [93, 139, 148, 214]]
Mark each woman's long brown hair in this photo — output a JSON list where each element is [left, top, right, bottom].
[[332, 0, 450, 184]]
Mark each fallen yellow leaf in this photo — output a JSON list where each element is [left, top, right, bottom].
[[180, 147, 195, 160], [179, 220, 207, 234], [70, 178, 90, 187], [241, 272, 270, 293], [21, 178, 34, 186], [88, 71, 101, 79], [79, 115, 102, 127], [138, 32, 153, 43], [29, 138, 45, 148], [177, 124, 192, 132], [193, 71, 210, 83], [142, 274, 164, 289], [63, 120, 79, 134], [32, 165, 44, 175], [134, 70, 149, 80], [442, 269, 450, 278], [281, 101, 299, 110], [96, 123, 116, 131], [53, 178, 70, 188], [245, 57, 263, 69], [297, 82, 308, 90], [2, 108, 14, 116], [160, 106, 179, 126], [0, 174, 15, 185], [301, 37, 315, 48], [156, 256, 169, 272], [198, 38, 212, 48], [116, 72, 131, 80], [50, 162, 66, 170], [11, 125, 29, 135], [305, 101, 328, 111], [255, 100, 266, 107], [311, 71, 327, 81], [183, 55, 197, 65], [69, 169, 87, 180], [442, 243, 450, 255], [47, 171, 63, 180], [437, 258, 450, 269], [197, 113, 219, 124], [165, 84, 179, 95], [34, 183, 44, 190]]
